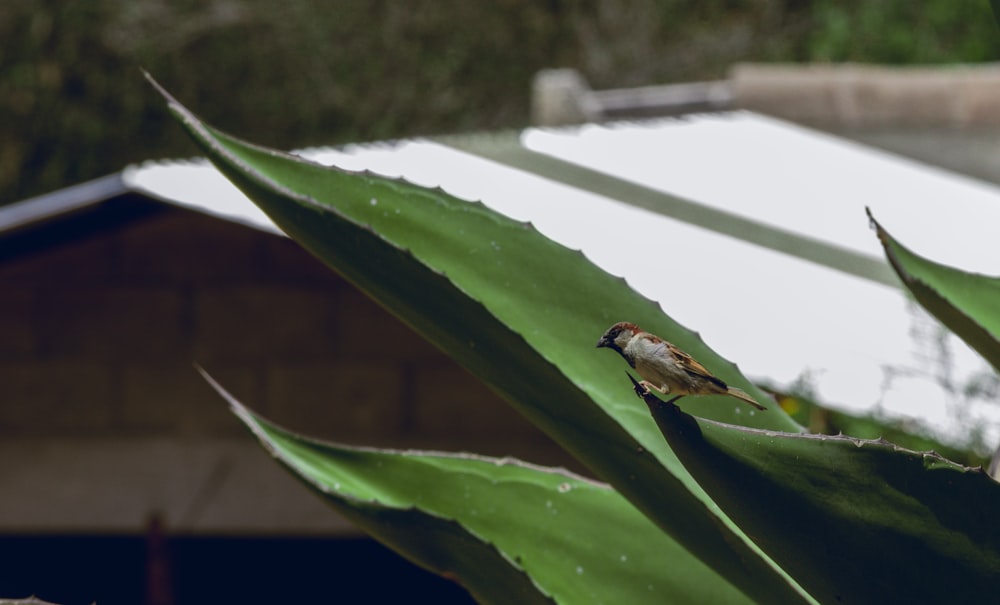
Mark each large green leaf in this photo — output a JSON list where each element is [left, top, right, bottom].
[[868, 208, 1000, 373], [642, 386, 1000, 605], [155, 79, 809, 604], [204, 372, 754, 605]]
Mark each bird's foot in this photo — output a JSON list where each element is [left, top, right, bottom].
[[626, 372, 651, 398]]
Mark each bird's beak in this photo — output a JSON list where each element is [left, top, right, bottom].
[[596, 336, 609, 348]]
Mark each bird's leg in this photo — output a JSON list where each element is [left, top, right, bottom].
[[640, 380, 684, 406], [641, 380, 683, 405], [626, 373, 683, 407], [639, 380, 666, 395]]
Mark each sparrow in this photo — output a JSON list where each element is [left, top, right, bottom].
[[596, 321, 766, 411]]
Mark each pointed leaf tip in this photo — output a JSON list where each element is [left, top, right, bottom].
[[869, 208, 1000, 372], [144, 71, 184, 111]]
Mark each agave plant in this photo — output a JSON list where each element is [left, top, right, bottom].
[[154, 78, 1000, 605]]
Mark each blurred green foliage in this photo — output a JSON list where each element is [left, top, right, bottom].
[[3, 0, 999, 206], [808, 0, 1000, 62], [774, 389, 988, 468]]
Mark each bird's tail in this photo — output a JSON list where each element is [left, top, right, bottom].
[[726, 387, 767, 411]]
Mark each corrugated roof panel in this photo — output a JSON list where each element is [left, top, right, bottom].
[[523, 111, 1000, 275], [123, 158, 281, 235]]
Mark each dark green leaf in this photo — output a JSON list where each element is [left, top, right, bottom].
[[645, 390, 1000, 605], [869, 208, 1000, 372], [206, 372, 755, 605]]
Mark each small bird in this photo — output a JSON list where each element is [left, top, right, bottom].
[[596, 321, 766, 411]]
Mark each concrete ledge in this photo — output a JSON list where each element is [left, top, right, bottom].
[[532, 64, 1000, 129], [730, 62, 1000, 128]]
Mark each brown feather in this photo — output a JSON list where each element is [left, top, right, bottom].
[[726, 387, 767, 411], [665, 341, 727, 389]]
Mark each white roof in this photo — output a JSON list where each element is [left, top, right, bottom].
[[123, 111, 1000, 448]]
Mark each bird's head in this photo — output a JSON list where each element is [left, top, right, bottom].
[[596, 321, 640, 354]]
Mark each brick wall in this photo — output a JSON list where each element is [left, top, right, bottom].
[[0, 202, 574, 533]]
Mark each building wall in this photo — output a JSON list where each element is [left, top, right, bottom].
[[0, 203, 572, 534]]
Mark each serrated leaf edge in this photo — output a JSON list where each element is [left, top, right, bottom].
[[197, 366, 558, 603]]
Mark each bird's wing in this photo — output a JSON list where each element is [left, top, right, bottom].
[[666, 342, 728, 389]]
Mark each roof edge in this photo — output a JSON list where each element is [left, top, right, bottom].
[[0, 173, 128, 233]]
